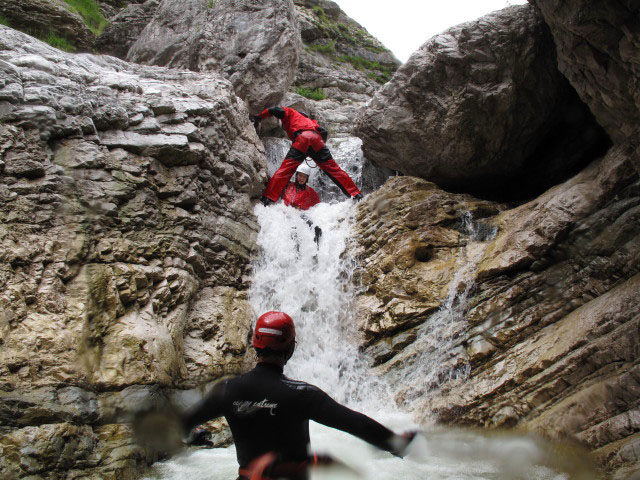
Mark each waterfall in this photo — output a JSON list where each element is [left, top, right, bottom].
[[249, 201, 390, 407], [146, 201, 595, 480]]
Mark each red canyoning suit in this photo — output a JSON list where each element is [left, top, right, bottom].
[[282, 182, 320, 210], [258, 107, 361, 202]]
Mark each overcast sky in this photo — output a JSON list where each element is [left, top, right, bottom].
[[334, 0, 529, 62]]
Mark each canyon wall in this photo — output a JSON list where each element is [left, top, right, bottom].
[[353, 2, 640, 478]]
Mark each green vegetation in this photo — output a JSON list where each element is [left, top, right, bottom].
[[44, 32, 76, 52], [302, 3, 395, 85], [335, 54, 394, 84], [312, 6, 327, 19], [208, 0, 215, 8], [63, 0, 109, 35], [368, 71, 392, 84], [305, 41, 336, 55], [295, 86, 327, 101], [0, 15, 10, 27]]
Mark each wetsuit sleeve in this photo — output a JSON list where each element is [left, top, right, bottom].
[[308, 390, 395, 453], [181, 380, 228, 433], [258, 107, 285, 120]]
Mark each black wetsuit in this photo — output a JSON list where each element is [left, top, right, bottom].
[[182, 363, 396, 477]]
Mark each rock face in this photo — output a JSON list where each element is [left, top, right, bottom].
[[530, 0, 640, 143], [127, 0, 301, 114], [355, 145, 640, 477], [256, 1, 399, 198], [353, 2, 640, 477], [94, 0, 161, 59], [0, 26, 265, 477], [0, 0, 95, 50], [354, 4, 610, 200], [293, 0, 399, 107]]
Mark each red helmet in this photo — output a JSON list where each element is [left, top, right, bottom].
[[253, 311, 295, 351]]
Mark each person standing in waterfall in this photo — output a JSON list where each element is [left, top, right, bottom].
[[282, 163, 320, 211], [252, 107, 363, 205], [181, 311, 416, 480], [283, 163, 322, 244]]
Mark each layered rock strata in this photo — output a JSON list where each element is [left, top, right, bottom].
[[0, 27, 265, 478], [353, 2, 640, 477], [355, 145, 639, 477], [354, 4, 610, 200], [127, 0, 301, 114]]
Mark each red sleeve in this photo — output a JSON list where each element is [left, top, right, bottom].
[[307, 187, 320, 208]]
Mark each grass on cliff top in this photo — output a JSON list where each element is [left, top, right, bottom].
[[295, 86, 327, 101], [311, 5, 390, 54], [0, 15, 10, 26], [63, 0, 109, 35], [307, 6, 394, 85], [337, 54, 394, 83]]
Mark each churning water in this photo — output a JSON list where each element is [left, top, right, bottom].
[[147, 200, 599, 480]]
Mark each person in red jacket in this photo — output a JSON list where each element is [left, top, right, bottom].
[[253, 107, 363, 205], [282, 163, 323, 244], [282, 163, 320, 210]]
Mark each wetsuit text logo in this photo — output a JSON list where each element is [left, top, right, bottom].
[[233, 399, 278, 416]]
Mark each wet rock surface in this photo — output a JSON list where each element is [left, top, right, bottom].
[[354, 4, 610, 200], [0, 26, 264, 477], [127, 0, 301, 114], [354, 144, 640, 476]]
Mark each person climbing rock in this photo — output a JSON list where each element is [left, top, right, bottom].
[[181, 311, 416, 480], [282, 163, 320, 211], [252, 107, 363, 205]]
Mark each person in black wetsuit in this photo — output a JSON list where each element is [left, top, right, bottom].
[[181, 311, 415, 480]]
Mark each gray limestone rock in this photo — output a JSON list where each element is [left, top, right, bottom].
[[354, 4, 609, 200], [94, 0, 161, 59], [530, 0, 640, 142], [127, 0, 301, 114], [0, 25, 263, 477]]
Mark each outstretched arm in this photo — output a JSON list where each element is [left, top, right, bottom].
[[257, 106, 286, 120], [181, 380, 227, 434], [309, 391, 414, 456]]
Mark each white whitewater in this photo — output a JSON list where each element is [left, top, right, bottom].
[[148, 200, 596, 480]]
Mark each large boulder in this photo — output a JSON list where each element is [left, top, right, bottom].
[[354, 4, 609, 200], [529, 0, 640, 143], [127, 0, 301, 114], [0, 26, 265, 477], [0, 0, 95, 50]]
